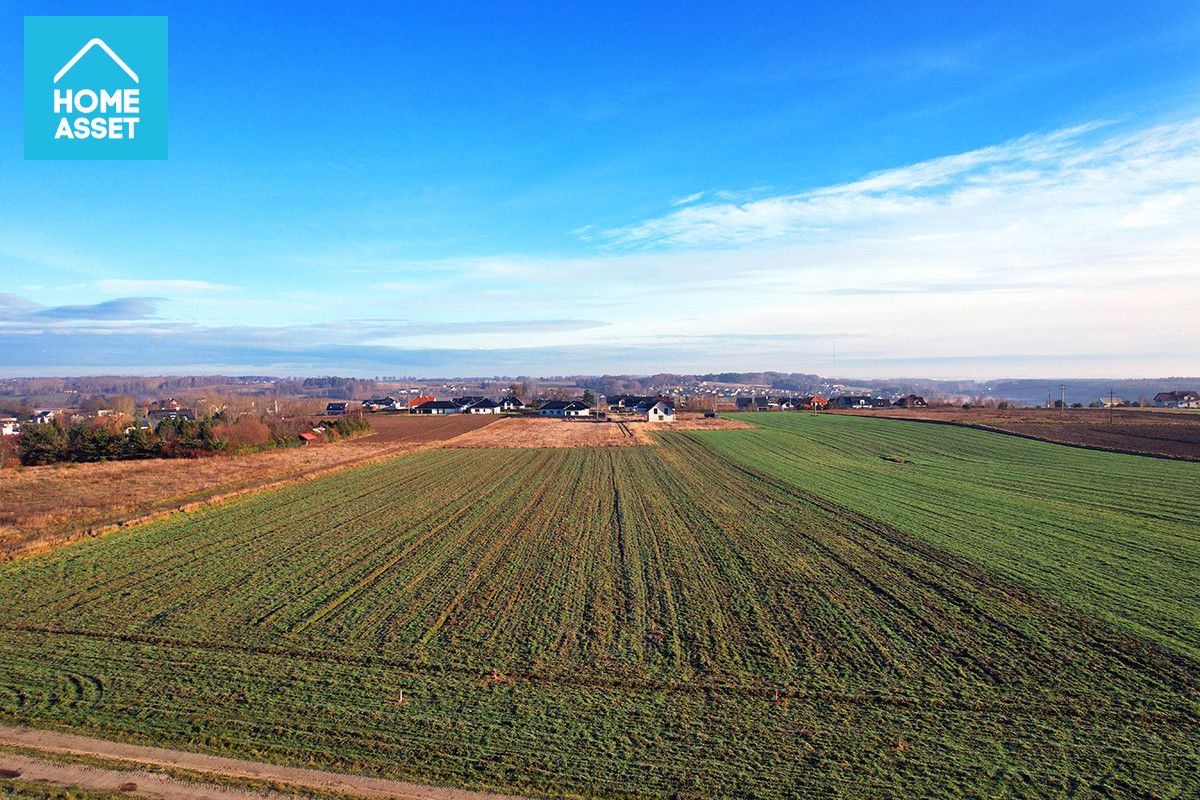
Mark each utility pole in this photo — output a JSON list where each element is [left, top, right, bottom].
[[1059, 384, 1066, 414], [1110, 388, 1115, 425]]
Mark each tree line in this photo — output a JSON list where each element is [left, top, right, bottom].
[[15, 413, 371, 467]]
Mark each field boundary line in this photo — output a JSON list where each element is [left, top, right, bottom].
[[0, 724, 529, 800], [825, 410, 1200, 462]]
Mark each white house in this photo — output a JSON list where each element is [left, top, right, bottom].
[[464, 399, 502, 414], [642, 399, 675, 422], [1, 418, 19, 436], [32, 408, 62, 424], [499, 396, 527, 412], [1154, 390, 1200, 409], [412, 400, 461, 415], [363, 396, 398, 412], [538, 400, 591, 417]]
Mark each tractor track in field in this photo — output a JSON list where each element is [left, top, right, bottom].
[[1, 622, 1193, 725], [0, 724, 529, 800]]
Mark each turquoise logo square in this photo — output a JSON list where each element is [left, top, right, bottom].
[[24, 16, 168, 160]]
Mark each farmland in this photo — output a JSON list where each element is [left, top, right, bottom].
[[700, 412, 1200, 661], [0, 413, 497, 561], [0, 420, 1196, 797], [832, 405, 1200, 460], [445, 413, 754, 448]]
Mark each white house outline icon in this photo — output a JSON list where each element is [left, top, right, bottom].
[[53, 38, 139, 84]]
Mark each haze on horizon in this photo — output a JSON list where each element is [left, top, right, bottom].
[[1, 3, 1198, 380]]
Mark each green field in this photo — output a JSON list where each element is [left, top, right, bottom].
[[0, 420, 1196, 798], [700, 412, 1200, 660]]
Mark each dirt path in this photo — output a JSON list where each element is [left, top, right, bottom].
[[0, 725, 528, 800], [0, 750, 293, 799]]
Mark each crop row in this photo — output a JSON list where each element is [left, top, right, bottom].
[[694, 412, 1200, 660]]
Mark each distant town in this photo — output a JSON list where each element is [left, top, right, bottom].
[[2, 372, 1197, 444]]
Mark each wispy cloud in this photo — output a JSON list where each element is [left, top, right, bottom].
[[0, 293, 159, 323], [670, 191, 706, 206], [598, 119, 1199, 248]]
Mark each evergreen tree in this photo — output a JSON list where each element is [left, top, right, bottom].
[[17, 421, 66, 465]]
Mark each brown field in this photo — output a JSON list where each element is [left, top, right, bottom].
[[446, 416, 652, 447], [830, 405, 1200, 460], [0, 413, 497, 560], [445, 412, 755, 448], [656, 412, 758, 431]]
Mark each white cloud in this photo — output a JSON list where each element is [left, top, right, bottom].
[[599, 118, 1200, 249], [670, 191, 706, 206]]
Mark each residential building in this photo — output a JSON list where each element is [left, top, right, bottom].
[[147, 408, 196, 425], [412, 400, 462, 415], [464, 399, 502, 414], [643, 399, 675, 422], [363, 396, 398, 412], [538, 400, 592, 417], [1153, 390, 1200, 409], [499, 396, 527, 411]]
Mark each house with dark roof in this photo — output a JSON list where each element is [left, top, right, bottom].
[[608, 395, 651, 411], [893, 394, 927, 408], [831, 396, 872, 409], [325, 402, 349, 415], [412, 400, 462, 415], [735, 396, 770, 411], [452, 396, 487, 407], [642, 399, 675, 422], [1154, 390, 1200, 409], [363, 396, 398, 412], [463, 398, 502, 414], [538, 400, 591, 417], [147, 407, 196, 424], [499, 396, 527, 412]]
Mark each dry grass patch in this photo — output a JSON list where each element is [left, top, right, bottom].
[[0, 414, 498, 560], [651, 412, 758, 431], [447, 413, 758, 449], [445, 416, 652, 448]]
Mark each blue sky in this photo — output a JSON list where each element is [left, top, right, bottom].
[[2, 2, 1198, 378]]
